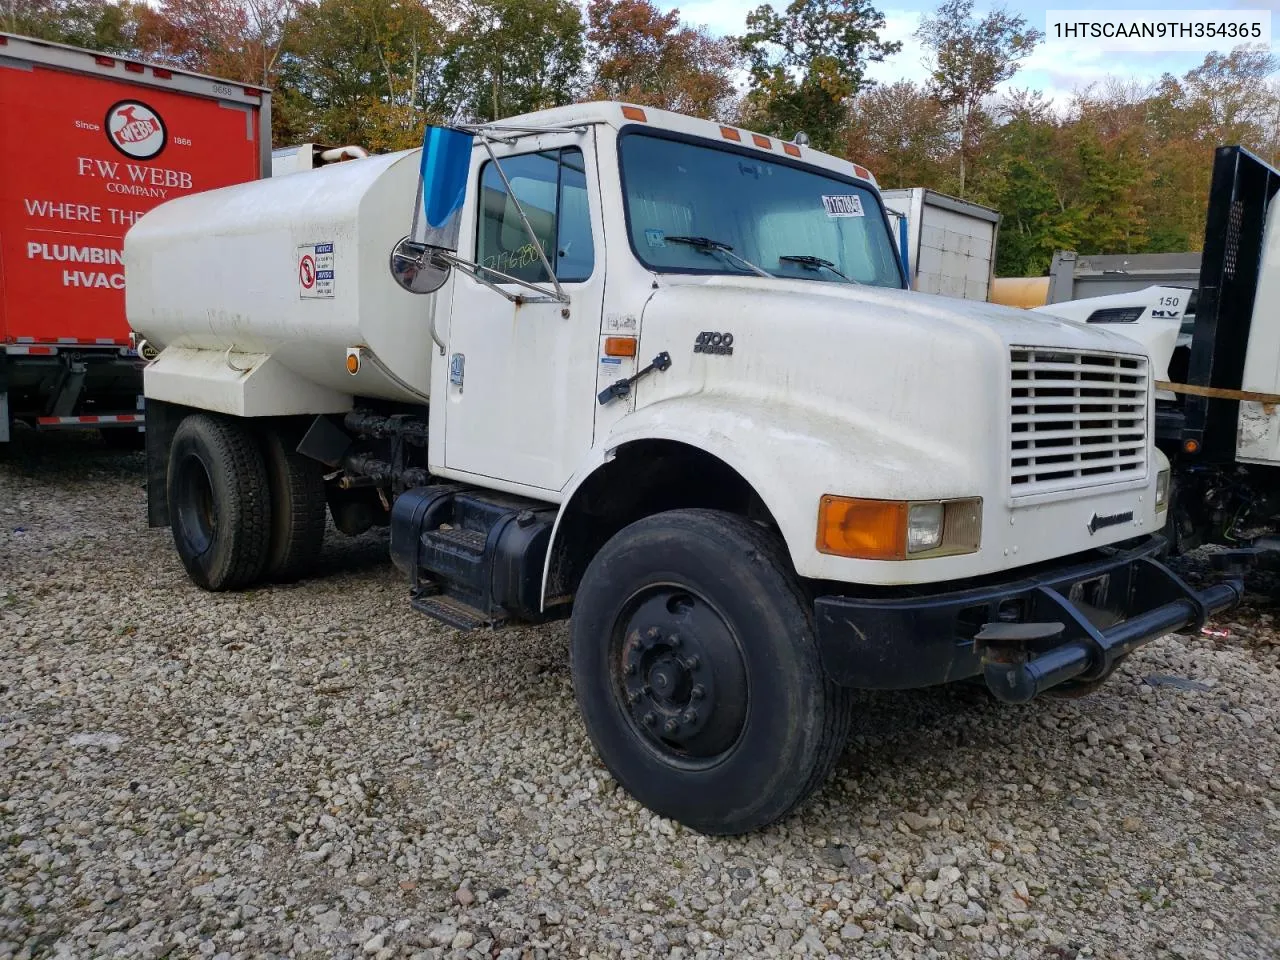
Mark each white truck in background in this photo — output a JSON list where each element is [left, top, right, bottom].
[[881, 188, 1000, 301], [124, 102, 1238, 834], [1042, 146, 1280, 561]]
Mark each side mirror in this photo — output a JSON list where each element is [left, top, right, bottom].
[[390, 124, 473, 295], [390, 237, 451, 295]]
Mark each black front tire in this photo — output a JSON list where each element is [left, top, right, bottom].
[[260, 427, 327, 582], [570, 508, 853, 835], [166, 414, 271, 591]]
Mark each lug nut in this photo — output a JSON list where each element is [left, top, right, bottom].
[[685, 655, 700, 670], [683, 709, 697, 724], [647, 626, 661, 639], [664, 719, 679, 734], [669, 634, 682, 648], [690, 684, 705, 700], [625, 662, 637, 675], [627, 691, 640, 705]]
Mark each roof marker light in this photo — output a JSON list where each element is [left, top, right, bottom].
[[751, 134, 771, 149], [152, 67, 172, 79], [783, 143, 801, 157], [95, 55, 114, 67], [719, 126, 741, 142], [621, 106, 648, 122], [125, 62, 143, 73], [853, 163, 872, 180]]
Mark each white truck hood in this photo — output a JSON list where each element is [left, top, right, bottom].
[[633, 273, 1151, 500], [627, 274, 1160, 584], [653, 274, 1146, 354]]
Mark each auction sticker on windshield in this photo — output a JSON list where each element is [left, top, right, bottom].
[[822, 196, 864, 218]]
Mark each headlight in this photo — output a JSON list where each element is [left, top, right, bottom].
[[817, 496, 982, 560], [1156, 468, 1170, 509], [907, 502, 944, 553]]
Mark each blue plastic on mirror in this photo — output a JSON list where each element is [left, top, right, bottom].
[[414, 126, 473, 251]]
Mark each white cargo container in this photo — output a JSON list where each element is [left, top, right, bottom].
[[881, 189, 999, 301]]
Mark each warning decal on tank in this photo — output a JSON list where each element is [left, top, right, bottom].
[[298, 242, 335, 298]]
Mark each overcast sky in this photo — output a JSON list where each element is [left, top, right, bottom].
[[667, 0, 1279, 106]]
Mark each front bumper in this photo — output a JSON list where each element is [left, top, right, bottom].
[[813, 536, 1240, 702]]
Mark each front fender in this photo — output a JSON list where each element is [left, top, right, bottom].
[[543, 393, 981, 603]]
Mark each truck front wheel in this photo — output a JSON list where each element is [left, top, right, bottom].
[[167, 414, 271, 591], [570, 509, 853, 835]]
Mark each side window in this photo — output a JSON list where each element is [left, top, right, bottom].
[[476, 148, 594, 284]]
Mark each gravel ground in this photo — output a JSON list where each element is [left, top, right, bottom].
[[2, 431, 1279, 960]]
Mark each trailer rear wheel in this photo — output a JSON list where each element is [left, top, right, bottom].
[[167, 414, 271, 591], [261, 427, 327, 582], [570, 509, 854, 835]]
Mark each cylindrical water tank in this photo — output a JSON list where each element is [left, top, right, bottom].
[[125, 148, 433, 404]]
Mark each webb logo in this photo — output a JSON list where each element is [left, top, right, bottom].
[[105, 100, 166, 160]]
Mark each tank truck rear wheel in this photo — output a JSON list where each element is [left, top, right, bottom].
[[569, 509, 855, 835], [260, 427, 327, 583], [166, 414, 271, 591]]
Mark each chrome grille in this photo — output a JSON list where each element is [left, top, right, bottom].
[[1010, 348, 1148, 498]]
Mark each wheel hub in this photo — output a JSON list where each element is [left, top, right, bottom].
[[616, 590, 746, 760]]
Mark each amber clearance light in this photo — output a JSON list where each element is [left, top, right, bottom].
[[817, 495, 982, 560]]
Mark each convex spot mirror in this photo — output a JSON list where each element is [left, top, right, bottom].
[[390, 125, 473, 295], [390, 238, 451, 295]]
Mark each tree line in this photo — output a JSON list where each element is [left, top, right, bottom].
[[8, 0, 1279, 276]]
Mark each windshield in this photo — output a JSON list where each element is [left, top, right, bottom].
[[618, 132, 905, 288]]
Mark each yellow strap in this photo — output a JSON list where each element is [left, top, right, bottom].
[[1155, 380, 1280, 406]]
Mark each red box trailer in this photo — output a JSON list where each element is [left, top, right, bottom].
[[0, 32, 270, 443]]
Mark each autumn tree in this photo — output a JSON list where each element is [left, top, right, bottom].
[[2, 0, 144, 51], [277, 0, 447, 150], [844, 81, 952, 189], [739, 0, 898, 151], [437, 0, 585, 121], [585, 0, 738, 120], [916, 0, 1041, 196]]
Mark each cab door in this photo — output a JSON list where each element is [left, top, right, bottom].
[[441, 130, 605, 493]]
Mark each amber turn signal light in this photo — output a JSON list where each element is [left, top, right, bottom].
[[817, 496, 983, 560], [817, 496, 908, 560]]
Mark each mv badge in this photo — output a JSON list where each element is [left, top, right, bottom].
[[694, 331, 734, 356]]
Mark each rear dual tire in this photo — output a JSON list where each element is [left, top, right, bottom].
[[167, 415, 325, 590], [570, 509, 854, 835], [167, 414, 271, 591]]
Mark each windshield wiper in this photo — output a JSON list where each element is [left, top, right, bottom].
[[778, 254, 859, 284], [665, 236, 772, 279]]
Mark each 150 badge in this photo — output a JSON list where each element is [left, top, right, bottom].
[[694, 331, 734, 355]]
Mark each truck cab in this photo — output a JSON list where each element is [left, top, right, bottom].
[[126, 102, 1238, 835]]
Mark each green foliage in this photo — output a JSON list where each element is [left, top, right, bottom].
[[739, 0, 899, 151], [2, 0, 146, 51], [438, 0, 585, 122], [916, 0, 1041, 195], [277, 0, 445, 150]]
